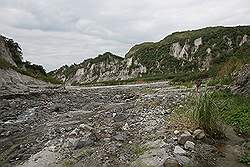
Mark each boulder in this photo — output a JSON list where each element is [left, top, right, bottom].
[[174, 146, 186, 155], [73, 136, 94, 150], [184, 141, 195, 150], [178, 132, 193, 145], [193, 129, 205, 140], [163, 158, 180, 167], [174, 130, 180, 135], [175, 155, 191, 166]]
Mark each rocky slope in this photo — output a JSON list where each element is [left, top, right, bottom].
[[0, 36, 19, 67], [51, 26, 250, 85], [50, 52, 147, 85], [0, 83, 247, 167], [0, 35, 54, 96], [0, 68, 48, 96]]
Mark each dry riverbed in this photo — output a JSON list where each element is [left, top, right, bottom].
[[0, 82, 247, 167]]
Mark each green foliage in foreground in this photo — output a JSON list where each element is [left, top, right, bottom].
[[175, 88, 250, 138], [212, 90, 250, 134], [240, 142, 250, 165]]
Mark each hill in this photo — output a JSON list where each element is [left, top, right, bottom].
[[50, 26, 250, 85]]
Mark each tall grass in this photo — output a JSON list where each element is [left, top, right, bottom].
[[193, 90, 225, 139]]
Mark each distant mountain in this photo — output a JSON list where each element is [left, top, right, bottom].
[[51, 26, 250, 85]]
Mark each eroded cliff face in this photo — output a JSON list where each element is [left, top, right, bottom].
[[51, 26, 250, 85], [0, 35, 50, 95], [0, 36, 17, 67], [52, 52, 147, 85], [0, 68, 47, 95]]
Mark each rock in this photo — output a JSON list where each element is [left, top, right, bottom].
[[178, 131, 193, 145], [69, 128, 79, 137], [132, 148, 169, 167], [163, 158, 180, 167], [174, 130, 180, 135], [48, 145, 56, 152], [184, 141, 195, 150], [113, 133, 127, 141], [103, 138, 111, 142], [113, 113, 128, 122], [172, 137, 178, 141], [73, 136, 94, 150], [175, 155, 191, 166], [193, 129, 205, 140], [122, 123, 129, 130], [174, 146, 186, 155], [143, 140, 167, 149], [79, 123, 94, 131], [41, 94, 48, 99]]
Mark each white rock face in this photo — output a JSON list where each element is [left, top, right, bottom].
[[239, 34, 248, 46], [194, 37, 202, 53], [179, 42, 190, 59], [67, 57, 147, 85], [170, 42, 182, 59], [170, 39, 202, 61], [127, 57, 133, 67], [169, 41, 191, 60], [206, 48, 212, 54]]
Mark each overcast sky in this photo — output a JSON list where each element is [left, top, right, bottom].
[[0, 0, 249, 71]]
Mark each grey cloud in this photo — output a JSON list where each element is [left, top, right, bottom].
[[0, 0, 249, 71]]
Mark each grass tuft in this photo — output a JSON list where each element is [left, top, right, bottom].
[[193, 90, 225, 139]]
